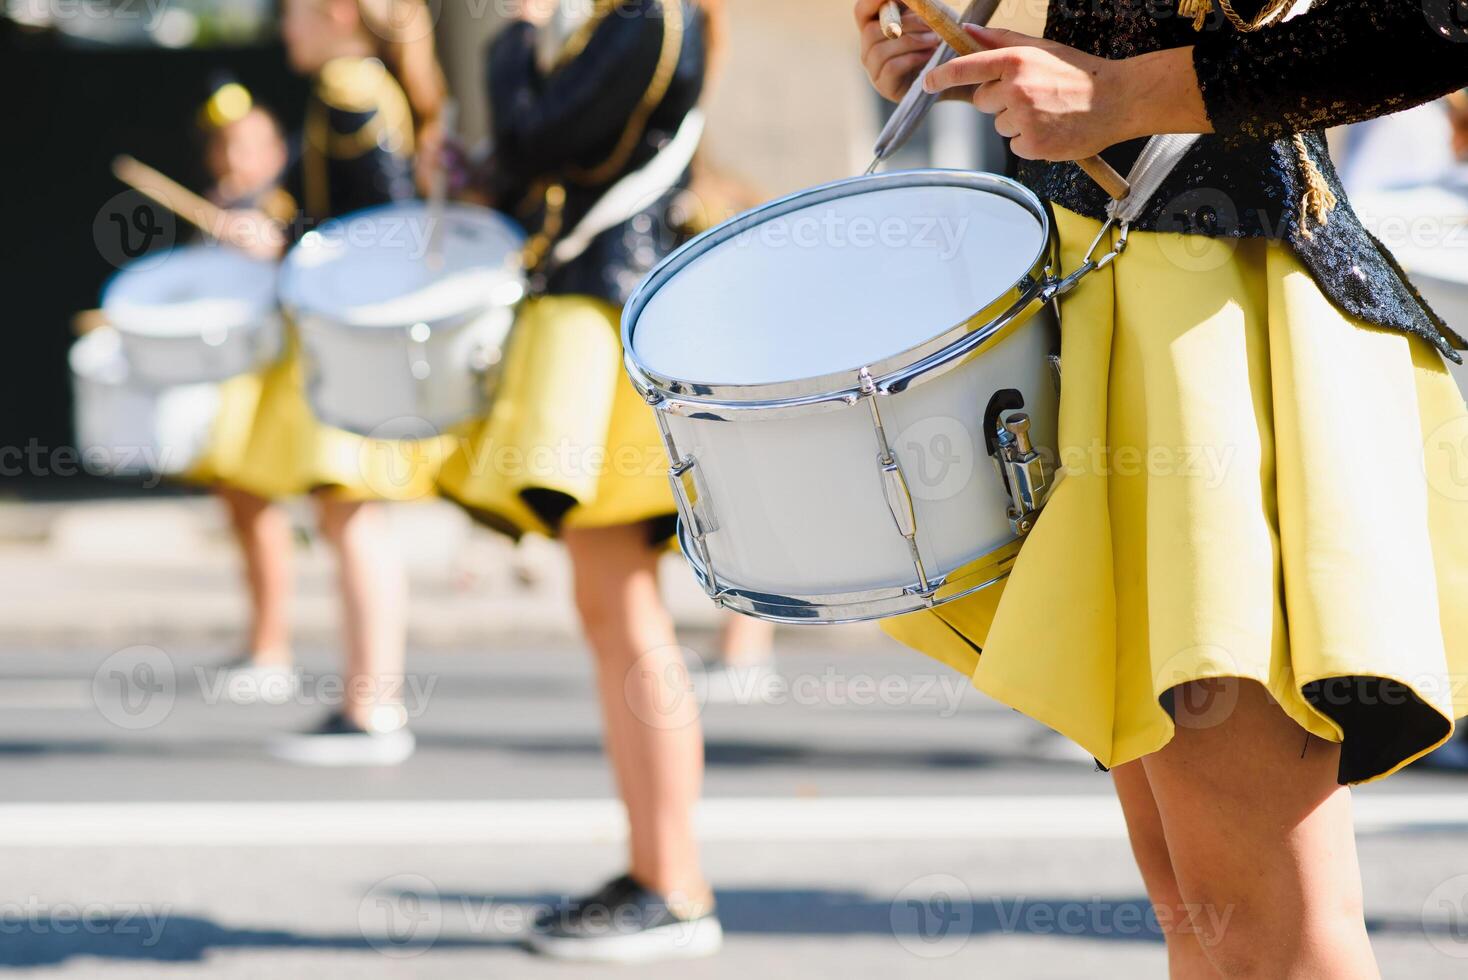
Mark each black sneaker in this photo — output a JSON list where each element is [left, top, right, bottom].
[[526, 874, 723, 963], [266, 708, 415, 767]]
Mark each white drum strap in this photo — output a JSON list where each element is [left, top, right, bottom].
[[549, 108, 706, 267], [1104, 133, 1203, 226]]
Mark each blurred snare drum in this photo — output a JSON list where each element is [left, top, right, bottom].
[[101, 244, 282, 386], [280, 201, 526, 440]]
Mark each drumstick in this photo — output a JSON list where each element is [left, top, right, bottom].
[[425, 100, 459, 271], [71, 309, 109, 335], [880, 1, 904, 39], [111, 155, 227, 239], [896, 0, 1131, 201]]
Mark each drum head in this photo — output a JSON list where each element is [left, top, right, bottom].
[[102, 245, 278, 338], [628, 171, 1049, 387], [280, 202, 526, 328]]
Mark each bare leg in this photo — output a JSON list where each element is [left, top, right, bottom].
[[1112, 761, 1219, 978], [563, 523, 708, 902], [1143, 679, 1377, 979], [216, 485, 293, 665], [314, 496, 407, 728], [715, 613, 775, 668]]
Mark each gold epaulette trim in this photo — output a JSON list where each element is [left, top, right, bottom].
[[313, 57, 415, 159], [316, 56, 387, 112]]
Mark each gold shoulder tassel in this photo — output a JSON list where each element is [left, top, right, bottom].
[[1292, 133, 1337, 239], [1178, 0, 1211, 30]]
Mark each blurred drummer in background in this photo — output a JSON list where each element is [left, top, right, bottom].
[[436, 0, 745, 960], [194, 0, 449, 766]]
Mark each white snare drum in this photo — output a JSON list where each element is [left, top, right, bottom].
[[280, 201, 526, 440], [623, 170, 1063, 623], [101, 244, 282, 385], [69, 326, 219, 477], [1353, 182, 1468, 399]]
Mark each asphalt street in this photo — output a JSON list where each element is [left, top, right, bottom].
[[0, 636, 1465, 977]]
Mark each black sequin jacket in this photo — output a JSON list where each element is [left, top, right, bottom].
[[1025, 0, 1468, 361], [486, 0, 707, 305]]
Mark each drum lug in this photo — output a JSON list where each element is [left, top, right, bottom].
[[993, 412, 1049, 537], [859, 368, 933, 596], [669, 455, 719, 537]]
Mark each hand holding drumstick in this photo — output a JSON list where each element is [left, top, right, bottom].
[[855, 0, 1212, 197]]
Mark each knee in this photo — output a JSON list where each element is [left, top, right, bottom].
[[218, 487, 272, 524], [1175, 884, 1363, 978], [315, 498, 370, 546]]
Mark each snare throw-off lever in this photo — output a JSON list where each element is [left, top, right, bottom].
[[994, 413, 1048, 536]]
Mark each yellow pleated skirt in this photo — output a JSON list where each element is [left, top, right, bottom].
[[884, 206, 1468, 785], [436, 295, 675, 538], [185, 328, 450, 502]]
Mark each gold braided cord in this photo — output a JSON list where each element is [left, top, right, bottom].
[[564, 0, 685, 186], [1181, 0, 1293, 32], [1217, 0, 1292, 30], [1292, 133, 1337, 239]]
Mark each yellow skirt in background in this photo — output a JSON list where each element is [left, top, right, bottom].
[[884, 207, 1468, 785], [436, 295, 675, 538], [185, 329, 450, 502]]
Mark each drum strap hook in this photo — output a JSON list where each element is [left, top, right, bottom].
[[1048, 217, 1129, 299]]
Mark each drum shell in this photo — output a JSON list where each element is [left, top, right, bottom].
[[293, 305, 514, 440], [661, 305, 1059, 616], [116, 313, 284, 386], [69, 327, 218, 477]]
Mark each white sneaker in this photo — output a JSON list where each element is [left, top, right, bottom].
[[266, 710, 416, 766], [216, 657, 299, 706], [693, 660, 780, 706]]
